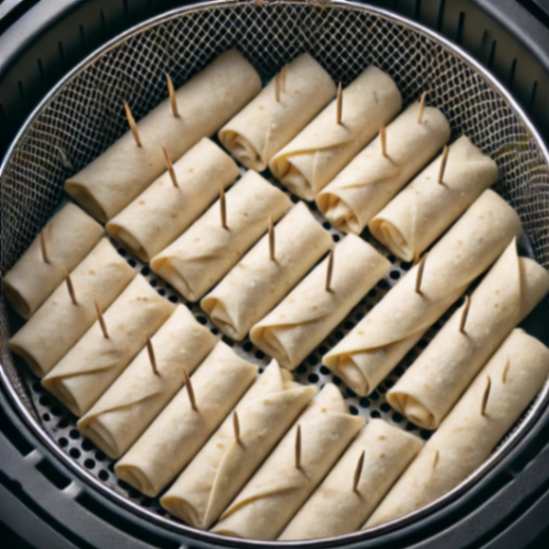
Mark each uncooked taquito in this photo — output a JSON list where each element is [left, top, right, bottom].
[[315, 101, 450, 234], [161, 361, 317, 528], [212, 383, 364, 540], [280, 419, 423, 540], [250, 234, 391, 370], [387, 239, 549, 430], [218, 53, 336, 171], [323, 190, 521, 397], [201, 202, 333, 340], [9, 238, 135, 377], [367, 328, 549, 528], [269, 66, 402, 200], [3, 202, 103, 318], [77, 305, 217, 458], [106, 139, 239, 262], [42, 276, 174, 416], [115, 341, 257, 497], [370, 135, 498, 261], [65, 50, 261, 222], [151, 171, 292, 301]]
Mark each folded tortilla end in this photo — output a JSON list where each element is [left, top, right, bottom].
[[316, 192, 359, 234], [9, 342, 46, 377], [324, 355, 370, 396], [114, 463, 158, 497], [77, 416, 121, 459], [106, 222, 150, 262], [3, 281, 32, 319], [159, 494, 200, 526], [41, 376, 83, 416], [200, 296, 243, 340], [64, 179, 108, 223], [386, 390, 435, 430]]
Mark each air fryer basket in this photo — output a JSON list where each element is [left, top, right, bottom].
[[1, 0, 548, 545]]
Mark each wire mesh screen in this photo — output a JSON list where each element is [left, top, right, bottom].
[[0, 0, 548, 542]]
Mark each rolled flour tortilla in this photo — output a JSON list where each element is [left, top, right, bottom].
[[3, 202, 103, 318], [323, 190, 521, 396], [106, 138, 239, 261], [115, 341, 257, 497], [367, 328, 549, 528], [9, 238, 135, 377], [316, 101, 450, 234], [151, 171, 292, 301], [269, 66, 402, 200], [77, 305, 217, 458], [212, 383, 364, 540], [280, 419, 423, 540], [370, 135, 498, 261], [161, 361, 317, 528], [250, 234, 390, 369], [42, 276, 174, 416], [201, 202, 333, 340], [219, 53, 336, 170], [65, 50, 261, 222], [387, 239, 549, 429]]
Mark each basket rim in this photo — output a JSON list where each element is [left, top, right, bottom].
[[1, 0, 548, 546]]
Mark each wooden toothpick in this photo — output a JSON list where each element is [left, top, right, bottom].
[[39, 231, 50, 264], [325, 250, 335, 293], [146, 339, 160, 376], [353, 450, 365, 494], [219, 186, 228, 230], [95, 301, 109, 339], [295, 425, 302, 470], [123, 101, 142, 148], [438, 145, 449, 185], [502, 360, 511, 383], [459, 295, 471, 334], [233, 411, 242, 446], [432, 449, 439, 470], [481, 376, 491, 417], [182, 368, 198, 412], [417, 91, 427, 124], [336, 82, 343, 125], [165, 73, 179, 118], [268, 216, 275, 261], [65, 272, 78, 305], [415, 255, 426, 295], [380, 126, 388, 158], [162, 145, 179, 189]]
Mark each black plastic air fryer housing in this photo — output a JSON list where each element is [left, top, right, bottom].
[[1, 1, 549, 548]]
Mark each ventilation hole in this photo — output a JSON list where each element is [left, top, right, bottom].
[[381, 403, 391, 413], [392, 412, 403, 423], [370, 391, 380, 401], [149, 278, 157, 287], [254, 350, 265, 359], [128, 259, 137, 268], [36, 460, 71, 489], [359, 397, 369, 408], [158, 288, 166, 296], [98, 470, 109, 481], [349, 405, 359, 415], [69, 448, 81, 459], [197, 315, 207, 325], [82, 440, 93, 451], [296, 364, 306, 375], [117, 247, 127, 257], [58, 418, 69, 429], [307, 354, 317, 366], [401, 261, 412, 270], [322, 222, 331, 230], [58, 437, 68, 448], [168, 295, 178, 303], [388, 254, 396, 263], [95, 450, 106, 461], [371, 410, 381, 418], [421, 430, 432, 440], [290, 195, 299, 203], [50, 406, 62, 417], [69, 429, 80, 440], [84, 459, 95, 470], [320, 366, 330, 375], [345, 387, 356, 398], [308, 373, 319, 383], [332, 376, 342, 386], [332, 234, 340, 242], [377, 280, 390, 290], [42, 413, 50, 422], [141, 266, 150, 275], [243, 341, 253, 352], [222, 336, 234, 347], [390, 270, 400, 280]]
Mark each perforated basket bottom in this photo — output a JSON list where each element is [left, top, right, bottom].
[[1, 0, 549, 540]]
